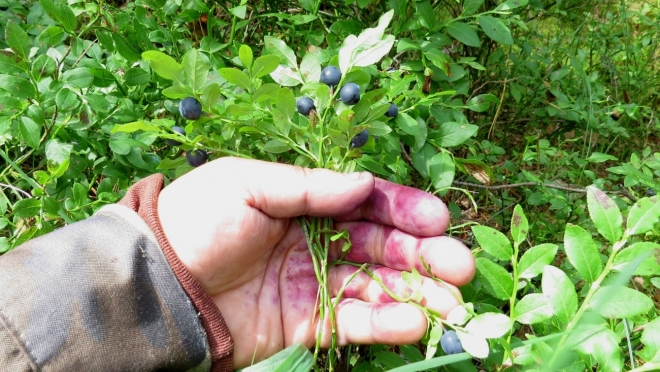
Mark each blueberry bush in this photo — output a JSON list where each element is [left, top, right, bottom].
[[1, 0, 660, 371]]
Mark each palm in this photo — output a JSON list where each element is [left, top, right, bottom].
[[158, 158, 475, 368]]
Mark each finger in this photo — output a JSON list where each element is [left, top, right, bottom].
[[336, 178, 449, 237], [317, 299, 427, 346], [330, 222, 475, 286], [207, 157, 375, 218], [329, 265, 462, 317]]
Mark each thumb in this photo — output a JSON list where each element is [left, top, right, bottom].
[[206, 157, 375, 218]]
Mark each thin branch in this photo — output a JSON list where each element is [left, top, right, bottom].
[[0, 183, 32, 198]]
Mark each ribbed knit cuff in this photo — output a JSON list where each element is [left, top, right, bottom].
[[118, 174, 234, 372]]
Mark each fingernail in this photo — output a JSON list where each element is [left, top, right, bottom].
[[346, 172, 364, 181]]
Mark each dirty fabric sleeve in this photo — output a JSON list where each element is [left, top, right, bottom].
[[0, 174, 234, 371]]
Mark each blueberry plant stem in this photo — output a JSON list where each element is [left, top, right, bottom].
[[546, 235, 628, 368]]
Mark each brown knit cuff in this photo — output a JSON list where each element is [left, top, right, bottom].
[[118, 174, 234, 372]]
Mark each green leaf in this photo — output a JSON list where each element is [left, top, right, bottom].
[[239, 44, 253, 70], [569, 324, 623, 371], [434, 122, 478, 147], [111, 121, 161, 133], [182, 49, 209, 92], [252, 55, 280, 79], [39, 0, 60, 25], [518, 243, 558, 279], [429, 151, 455, 191], [0, 75, 36, 99], [13, 199, 41, 218], [300, 53, 321, 83], [627, 196, 660, 236], [463, 0, 485, 15], [0, 52, 28, 74], [237, 343, 313, 372], [338, 10, 395, 73], [201, 83, 223, 109], [464, 313, 513, 338], [415, 1, 435, 29], [276, 88, 296, 119], [112, 34, 140, 62], [19, 117, 41, 149], [56, 2, 77, 32], [31, 55, 57, 80], [514, 293, 553, 324], [510, 205, 528, 247], [542, 265, 577, 327], [55, 88, 79, 111], [37, 26, 66, 46], [96, 30, 115, 53], [586, 152, 618, 163], [478, 16, 513, 45], [466, 94, 499, 112], [563, 224, 603, 283], [270, 65, 303, 86], [61, 68, 94, 89], [229, 4, 247, 19], [640, 317, 660, 360], [219, 68, 251, 91], [476, 257, 513, 300], [45, 138, 72, 166], [586, 186, 623, 243], [612, 242, 660, 276], [495, 0, 529, 11], [447, 22, 481, 47], [356, 155, 390, 176], [263, 139, 290, 154], [590, 286, 653, 318], [5, 21, 31, 60], [162, 85, 195, 99], [254, 83, 281, 103], [124, 68, 151, 86], [264, 36, 298, 68], [456, 329, 489, 358], [142, 50, 183, 80], [471, 225, 512, 261], [72, 183, 87, 207]]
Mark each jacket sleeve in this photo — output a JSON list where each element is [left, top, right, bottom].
[[0, 174, 234, 372]]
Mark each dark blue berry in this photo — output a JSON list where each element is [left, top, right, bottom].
[[350, 130, 369, 148], [385, 103, 398, 118], [296, 97, 315, 116], [320, 66, 341, 87], [185, 149, 208, 167], [440, 330, 463, 355], [179, 97, 202, 120], [340, 83, 360, 105], [647, 189, 657, 196], [166, 126, 186, 146]]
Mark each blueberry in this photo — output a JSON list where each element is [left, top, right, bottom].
[[647, 189, 657, 196], [320, 66, 341, 87], [340, 83, 360, 105], [166, 126, 186, 146], [296, 97, 316, 116], [185, 149, 208, 167], [440, 330, 463, 355], [179, 97, 202, 120], [385, 103, 398, 118], [350, 130, 369, 148]]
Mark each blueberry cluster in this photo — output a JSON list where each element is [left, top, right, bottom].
[[167, 97, 208, 167], [295, 66, 399, 149]]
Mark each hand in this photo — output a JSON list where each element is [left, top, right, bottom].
[[158, 157, 475, 368]]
